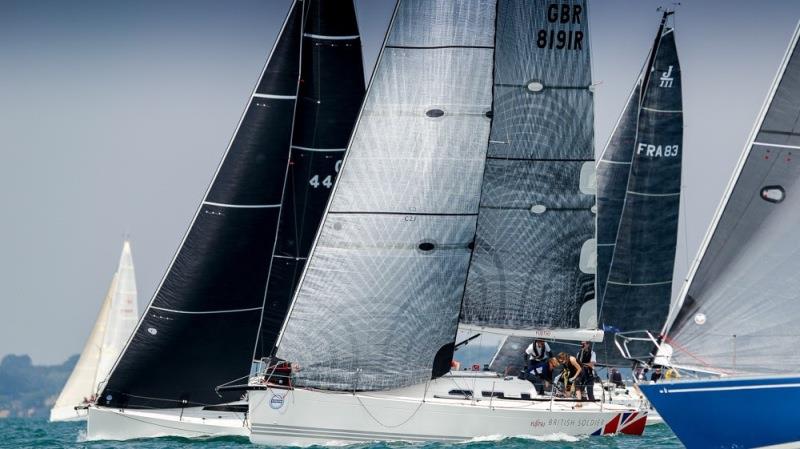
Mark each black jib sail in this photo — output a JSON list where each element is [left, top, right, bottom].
[[596, 12, 683, 362], [98, 0, 365, 409]]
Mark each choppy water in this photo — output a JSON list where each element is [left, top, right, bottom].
[[1, 419, 683, 449]]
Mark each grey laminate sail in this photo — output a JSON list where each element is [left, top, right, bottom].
[[276, 0, 495, 391], [597, 16, 683, 362], [663, 24, 800, 375], [460, 0, 598, 340], [276, 0, 600, 392]]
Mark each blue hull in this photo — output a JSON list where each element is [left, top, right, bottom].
[[640, 376, 800, 449]]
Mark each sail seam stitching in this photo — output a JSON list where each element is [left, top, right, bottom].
[[607, 280, 672, 286], [626, 190, 680, 197], [329, 211, 477, 217]]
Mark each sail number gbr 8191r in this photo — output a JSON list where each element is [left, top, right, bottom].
[[538, 3, 584, 50]]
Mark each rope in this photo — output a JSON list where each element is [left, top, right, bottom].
[[662, 335, 732, 375], [353, 382, 429, 429]]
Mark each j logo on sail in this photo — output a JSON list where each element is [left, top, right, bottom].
[[659, 65, 674, 87]]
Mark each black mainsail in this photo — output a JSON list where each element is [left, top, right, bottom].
[[275, 0, 597, 392], [98, 0, 365, 409], [596, 13, 683, 362]]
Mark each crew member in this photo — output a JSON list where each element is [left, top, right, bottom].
[[557, 352, 583, 401], [610, 367, 624, 388], [576, 341, 596, 401]]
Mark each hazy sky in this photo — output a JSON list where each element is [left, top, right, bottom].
[[1, 1, 799, 364]]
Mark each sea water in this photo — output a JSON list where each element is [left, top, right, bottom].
[[0, 419, 683, 448]]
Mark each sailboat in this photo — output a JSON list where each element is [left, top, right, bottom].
[[86, 0, 365, 440], [447, 10, 682, 426], [248, 1, 645, 445], [50, 240, 138, 422], [635, 20, 800, 449], [596, 9, 683, 364]]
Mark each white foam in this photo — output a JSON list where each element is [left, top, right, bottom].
[[463, 433, 584, 443]]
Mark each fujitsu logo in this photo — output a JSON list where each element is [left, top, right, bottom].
[[659, 65, 674, 88]]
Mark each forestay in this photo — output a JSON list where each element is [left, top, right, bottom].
[[276, 0, 496, 391], [664, 24, 800, 375], [99, 1, 364, 409], [460, 0, 598, 340], [597, 19, 683, 362]]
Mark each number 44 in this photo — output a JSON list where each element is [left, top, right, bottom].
[[309, 174, 332, 189]]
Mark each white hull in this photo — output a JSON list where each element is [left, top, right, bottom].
[[249, 374, 646, 445], [86, 405, 249, 441]]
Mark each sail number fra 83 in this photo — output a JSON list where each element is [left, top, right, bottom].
[[537, 4, 584, 50]]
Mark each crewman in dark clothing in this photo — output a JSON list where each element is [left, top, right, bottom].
[[610, 368, 624, 388], [576, 341, 596, 401], [651, 367, 663, 383]]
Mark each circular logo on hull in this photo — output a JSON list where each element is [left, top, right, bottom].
[[269, 394, 285, 410]]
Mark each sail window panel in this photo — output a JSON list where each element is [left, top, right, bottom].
[[488, 87, 593, 160], [276, 214, 475, 391], [304, 0, 360, 37], [99, 309, 261, 409], [294, 39, 365, 149], [255, 2, 302, 96], [206, 100, 295, 205], [462, 209, 594, 330], [388, 0, 495, 48], [152, 206, 279, 312], [494, 0, 591, 87], [607, 194, 680, 285], [480, 159, 594, 210]]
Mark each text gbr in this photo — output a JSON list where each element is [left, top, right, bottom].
[[537, 3, 584, 50]]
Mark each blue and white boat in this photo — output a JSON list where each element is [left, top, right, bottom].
[[634, 18, 800, 449], [640, 376, 800, 449]]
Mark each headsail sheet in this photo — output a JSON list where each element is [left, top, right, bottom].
[[665, 25, 800, 375], [99, 2, 309, 409], [597, 25, 683, 362], [254, 1, 365, 359], [276, 0, 496, 391], [460, 0, 596, 337]]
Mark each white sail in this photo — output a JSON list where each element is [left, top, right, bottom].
[[50, 241, 139, 421], [95, 241, 138, 388], [50, 275, 116, 422]]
